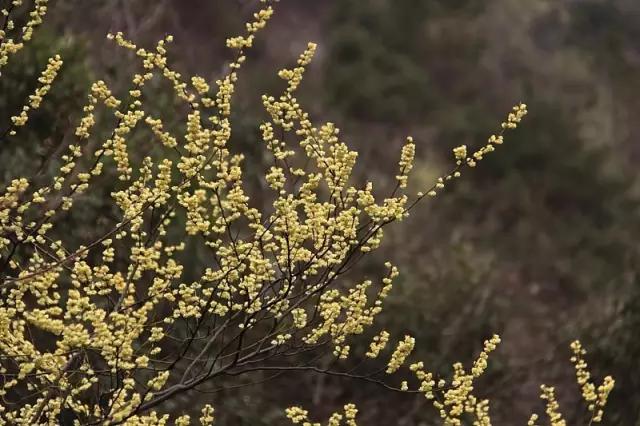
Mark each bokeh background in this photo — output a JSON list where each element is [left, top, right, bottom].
[[2, 0, 640, 424]]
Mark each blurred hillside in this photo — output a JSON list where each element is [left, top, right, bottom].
[[2, 0, 640, 423]]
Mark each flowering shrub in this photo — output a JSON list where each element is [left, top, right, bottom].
[[0, 1, 613, 424]]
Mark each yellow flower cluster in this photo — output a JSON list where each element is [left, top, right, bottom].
[[530, 340, 615, 426], [199, 404, 215, 426], [0, 0, 49, 75], [451, 105, 521, 171], [291, 307, 308, 329], [502, 103, 528, 129], [396, 136, 416, 189], [278, 42, 317, 93], [299, 333, 499, 426], [472, 334, 501, 377], [0, 0, 282, 422], [386, 335, 415, 374], [1, 0, 425, 420], [291, 336, 505, 425], [226, 6, 273, 49], [539, 385, 566, 426], [286, 403, 358, 426], [569, 340, 615, 423], [9, 54, 62, 133], [430, 335, 500, 425], [452, 144, 467, 161], [418, 103, 527, 201], [286, 406, 312, 424], [365, 330, 390, 358]]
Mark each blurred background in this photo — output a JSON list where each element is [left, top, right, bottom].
[[2, 0, 640, 424]]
